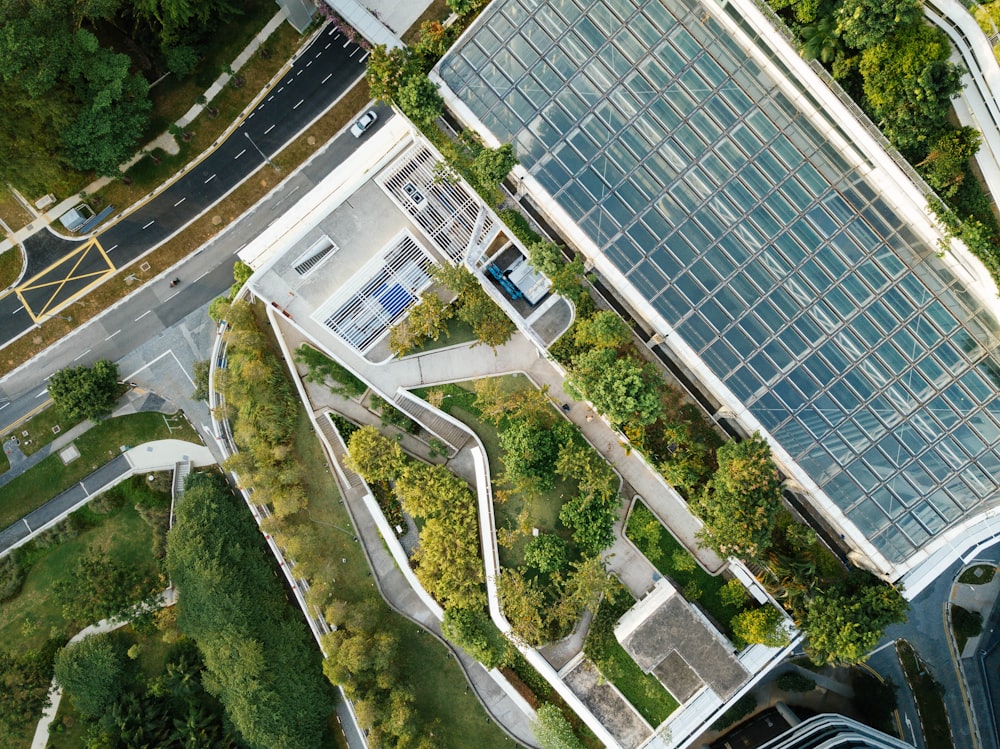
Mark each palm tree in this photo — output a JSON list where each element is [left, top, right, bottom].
[[801, 16, 842, 65]]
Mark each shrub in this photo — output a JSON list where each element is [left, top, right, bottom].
[[711, 693, 756, 730], [776, 671, 816, 692], [0, 553, 26, 602]]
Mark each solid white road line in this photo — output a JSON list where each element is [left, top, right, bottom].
[[322, 73, 332, 84], [265, 124, 275, 134], [174, 197, 186, 207], [359, 51, 370, 63], [105, 330, 121, 340], [235, 149, 246, 159], [12, 306, 22, 314], [343, 39, 350, 48], [0, 403, 9, 411], [204, 174, 216, 184], [142, 220, 155, 229], [235, 242, 247, 255], [73, 348, 91, 362], [35, 389, 48, 398], [135, 310, 151, 321], [165, 291, 179, 301], [194, 270, 210, 283], [107, 244, 119, 252], [350, 46, 361, 58]]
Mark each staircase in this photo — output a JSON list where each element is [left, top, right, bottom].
[[392, 393, 469, 453], [317, 412, 364, 489], [169, 459, 191, 529]]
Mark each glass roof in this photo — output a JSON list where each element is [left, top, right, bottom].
[[440, 0, 1000, 563]]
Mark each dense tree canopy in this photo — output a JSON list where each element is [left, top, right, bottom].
[[799, 572, 908, 665], [0, 0, 243, 191], [48, 360, 121, 421], [166, 472, 334, 749], [53, 631, 128, 719], [564, 348, 665, 431], [835, 0, 921, 49], [692, 434, 784, 561], [533, 703, 585, 749]]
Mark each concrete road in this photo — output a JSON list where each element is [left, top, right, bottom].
[[0, 23, 369, 339]]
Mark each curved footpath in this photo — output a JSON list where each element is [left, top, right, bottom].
[[0, 387, 214, 558], [30, 588, 177, 749]]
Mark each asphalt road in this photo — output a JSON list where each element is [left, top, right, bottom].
[[866, 546, 1000, 749], [0, 105, 395, 433], [1, 22, 369, 337]]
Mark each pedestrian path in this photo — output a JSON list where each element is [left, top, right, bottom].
[[0, 438, 213, 558], [30, 588, 177, 749]]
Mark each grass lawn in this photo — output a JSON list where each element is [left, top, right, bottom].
[[897, 640, 952, 749], [585, 589, 679, 726], [283, 386, 512, 745], [412, 377, 578, 568], [958, 564, 996, 584], [409, 317, 479, 355], [3, 403, 78, 458], [625, 501, 743, 635], [0, 504, 158, 654], [0, 247, 23, 293], [0, 187, 31, 230], [0, 412, 198, 530], [0, 501, 159, 749]]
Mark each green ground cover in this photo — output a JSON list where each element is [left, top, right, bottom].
[[584, 587, 679, 726], [958, 564, 996, 585], [3, 404, 77, 460], [625, 500, 743, 633], [0, 412, 197, 530], [897, 640, 952, 749], [0, 501, 161, 749], [408, 317, 478, 355]]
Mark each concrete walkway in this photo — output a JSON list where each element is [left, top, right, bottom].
[[273, 317, 540, 747], [30, 588, 177, 749], [0, 428, 213, 558]]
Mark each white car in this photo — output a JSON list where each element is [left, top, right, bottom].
[[350, 110, 378, 138]]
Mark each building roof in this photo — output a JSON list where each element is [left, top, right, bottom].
[[615, 582, 748, 702], [436, 0, 1000, 574]]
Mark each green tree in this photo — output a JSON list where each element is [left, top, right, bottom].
[[397, 75, 444, 125], [230, 260, 253, 298], [365, 45, 420, 103], [456, 285, 516, 348], [533, 703, 584, 749], [626, 503, 664, 563], [53, 631, 128, 718], [835, 0, 921, 50], [731, 607, 790, 648], [564, 349, 665, 431], [345, 425, 405, 483], [918, 127, 981, 198], [441, 607, 511, 669], [692, 434, 783, 560], [406, 290, 452, 343], [573, 310, 632, 350], [471, 143, 517, 187], [720, 578, 750, 609], [166, 472, 334, 748], [497, 568, 549, 645], [528, 240, 565, 278], [499, 419, 571, 493], [524, 533, 569, 573], [800, 573, 908, 665], [559, 494, 616, 557], [859, 24, 963, 156], [48, 360, 120, 421], [801, 15, 842, 64]]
